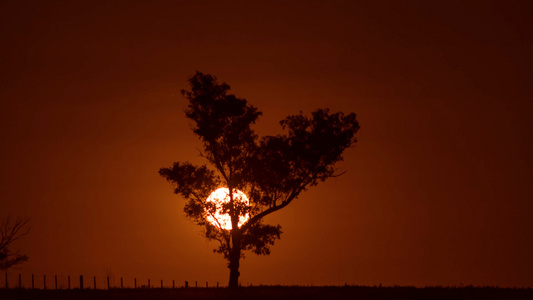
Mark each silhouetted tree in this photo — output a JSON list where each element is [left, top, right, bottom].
[[160, 72, 359, 288], [0, 216, 30, 270]]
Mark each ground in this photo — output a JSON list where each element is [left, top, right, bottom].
[[1, 286, 532, 300]]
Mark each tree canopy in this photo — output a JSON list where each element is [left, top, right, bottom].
[[159, 72, 359, 287], [0, 216, 30, 270]]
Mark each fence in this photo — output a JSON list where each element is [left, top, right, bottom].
[[2, 273, 220, 290]]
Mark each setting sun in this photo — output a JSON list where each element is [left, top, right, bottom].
[[205, 188, 250, 230]]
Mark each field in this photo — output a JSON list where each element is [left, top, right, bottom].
[[1, 286, 533, 300]]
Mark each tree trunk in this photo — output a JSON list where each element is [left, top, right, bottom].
[[228, 228, 241, 288]]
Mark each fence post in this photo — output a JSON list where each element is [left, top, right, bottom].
[[68, 276, 70, 290], [217, 282, 219, 288], [195, 281, 197, 288], [185, 281, 188, 288], [55, 275, 58, 290], [32, 274, 34, 289], [44, 275, 46, 290], [80, 275, 83, 290], [94, 276, 96, 290], [5, 273, 7, 289], [121, 277, 123, 289], [18, 274, 21, 289], [172, 280, 175, 289], [148, 279, 150, 288], [134, 278, 137, 289], [107, 276, 110, 290], [161, 279, 163, 288]]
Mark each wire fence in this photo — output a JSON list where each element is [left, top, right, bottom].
[[2, 273, 220, 290]]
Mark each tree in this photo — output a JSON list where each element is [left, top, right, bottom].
[[159, 72, 359, 288], [0, 216, 31, 270]]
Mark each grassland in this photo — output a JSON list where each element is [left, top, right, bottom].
[[1, 285, 532, 300]]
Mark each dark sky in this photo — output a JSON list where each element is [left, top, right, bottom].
[[1, 0, 532, 288]]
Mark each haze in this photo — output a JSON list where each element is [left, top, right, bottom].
[[0, 0, 531, 288]]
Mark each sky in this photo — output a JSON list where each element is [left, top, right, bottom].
[[1, 0, 532, 288]]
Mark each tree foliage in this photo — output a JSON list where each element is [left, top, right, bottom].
[[159, 72, 359, 286], [0, 216, 31, 270]]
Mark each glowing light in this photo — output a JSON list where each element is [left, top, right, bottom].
[[205, 188, 250, 230]]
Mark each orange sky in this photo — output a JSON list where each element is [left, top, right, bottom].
[[1, 0, 532, 288]]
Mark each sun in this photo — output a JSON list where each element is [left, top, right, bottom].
[[205, 188, 250, 230]]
